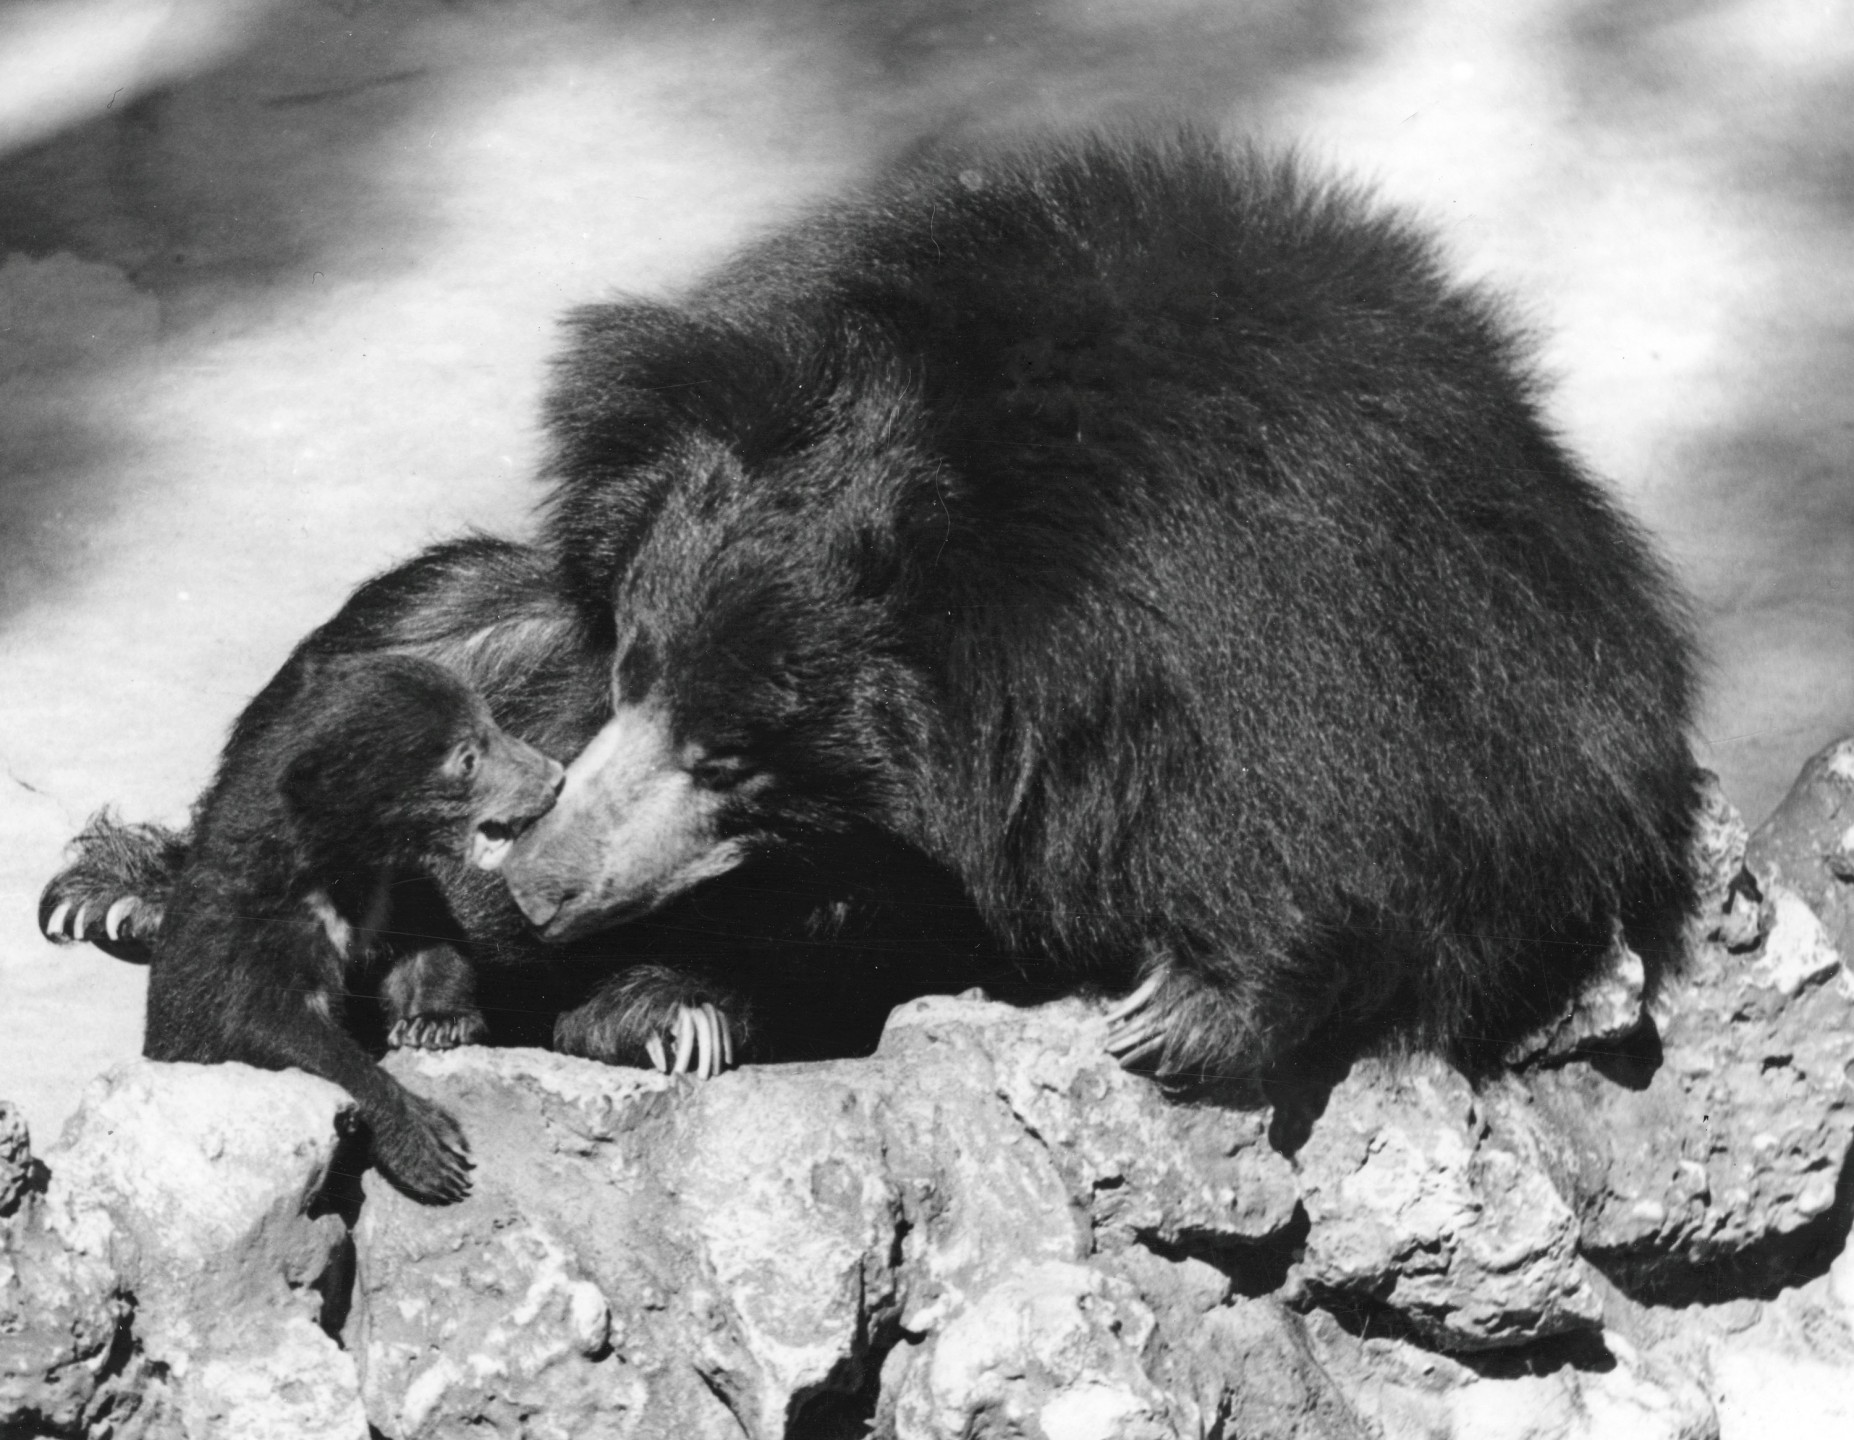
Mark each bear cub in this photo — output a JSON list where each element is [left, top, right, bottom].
[[144, 651, 562, 1203]]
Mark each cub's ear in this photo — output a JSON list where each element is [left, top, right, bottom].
[[280, 743, 340, 824]]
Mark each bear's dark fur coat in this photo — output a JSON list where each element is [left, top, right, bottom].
[[498, 132, 1702, 1077], [47, 132, 1701, 1083]]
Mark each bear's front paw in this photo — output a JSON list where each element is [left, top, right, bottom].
[[369, 1086, 473, 1204], [643, 1002, 733, 1078], [387, 1009, 489, 1052], [554, 965, 746, 1079]]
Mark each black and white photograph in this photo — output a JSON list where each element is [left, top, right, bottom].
[[1, 1, 1851, 1435]]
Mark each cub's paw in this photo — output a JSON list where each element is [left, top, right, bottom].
[[555, 965, 746, 1079], [370, 1086, 473, 1204], [387, 1009, 489, 1052]]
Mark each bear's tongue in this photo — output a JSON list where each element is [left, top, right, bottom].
[[471, 822, 515, 872]]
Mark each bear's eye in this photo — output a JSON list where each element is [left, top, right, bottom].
[[688, 751, 752, 791], [614, 634, 661, 704]]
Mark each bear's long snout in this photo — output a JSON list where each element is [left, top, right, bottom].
[[502, 705, 742, 941]]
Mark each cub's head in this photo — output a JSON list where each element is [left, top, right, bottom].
[[279, 654, 564, 874]]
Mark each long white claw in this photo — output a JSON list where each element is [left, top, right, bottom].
[[1106, 1016, 1165, 1057], [704, 1005, 725, 1077], [1115, 1032, 1167, 1069], [1104, 972, 1164, 1024], [720, 1008, 734, 1068], [69, 903, 91, 941], [672, 1006, 696, 1074], [45, 901, 72, 939], [105, 896, 138, 941], [694, 1006, 714, 1079], [646, 1033, 669, 1072]]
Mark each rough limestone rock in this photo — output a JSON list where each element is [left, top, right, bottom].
[[882, 1260, 1182, 1440], [0, 1103, 120, 1438], [976, 1004, 1297, 1255], [1299, 1307, 1719, 1440], [1702, 1256, 1854, 1440], [1291, 1056, 1603, 1350], [1521, 750, 1854, 1295], [1747, 735, 1854, 954], [39, 1062, 366, 1439], [0, 1102, 31, 1216], [7, 744, 1854, 1438], [346, 998, 1300, 1439], [1504, 940, 1652, 1070]]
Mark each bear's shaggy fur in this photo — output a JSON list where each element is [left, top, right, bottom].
[[142, 651, 561, 1201], [503, 131, 1703, 1078], [47, 132, 1701, 1083]]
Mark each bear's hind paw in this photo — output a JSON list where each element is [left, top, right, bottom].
[[1104, 971, 1169, 1069], [39, 886, 162, 962]]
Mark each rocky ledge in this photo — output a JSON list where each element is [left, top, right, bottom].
[[7, 744, 1854, 1440]]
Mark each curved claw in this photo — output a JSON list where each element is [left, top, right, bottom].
[[1107, 1022, 1168, 1069], [1104, 972, 1163, 1024], [708, 1004, 730, 1078], [1105, 971, 1173, 1072], [630, 1004, 739, 1079], [1106, 1012, 1168, 1057], [69, 903, 91, 943], [641, 1005, 738, 1079], [44, 900, 72, 942], [672, 1006, 696, 1074], [104, 895, 138, 942]]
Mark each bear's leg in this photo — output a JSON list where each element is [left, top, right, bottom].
[[381, 945, 489, 1052], [555, 964, 748, 1079], [39, 811, 189, 961]]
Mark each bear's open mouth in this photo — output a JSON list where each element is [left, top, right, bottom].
[[470, 820, 518, 872]]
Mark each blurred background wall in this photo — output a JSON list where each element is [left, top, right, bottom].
[[2, 0, 1850, 1138]]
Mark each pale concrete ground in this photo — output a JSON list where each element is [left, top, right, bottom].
[[1, 0, 1849, 1168]]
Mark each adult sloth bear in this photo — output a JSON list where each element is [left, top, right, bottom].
[[45, 132, 1700, 1082]]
